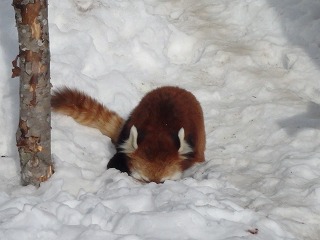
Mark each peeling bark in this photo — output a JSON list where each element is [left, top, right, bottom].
[[13, 0, 53, 186]]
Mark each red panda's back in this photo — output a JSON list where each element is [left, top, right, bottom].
[[128, 86, 205, 163]]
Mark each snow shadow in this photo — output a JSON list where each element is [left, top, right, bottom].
[[267, 0, 320, 70], [0, 2, 20, 158], [0, 3, 18, 77], [278, 102, 320, 136]]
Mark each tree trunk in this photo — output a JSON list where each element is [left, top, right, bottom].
[[12, 0, 53, 186]]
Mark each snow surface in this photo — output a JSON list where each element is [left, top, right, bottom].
[[1, 0, 320, 239]]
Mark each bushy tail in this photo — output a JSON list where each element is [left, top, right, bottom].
[[51, 87, 124, 143]]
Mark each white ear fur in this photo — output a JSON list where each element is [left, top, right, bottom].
[[178, 128, 193, 155], [120, 125, 138, 153]]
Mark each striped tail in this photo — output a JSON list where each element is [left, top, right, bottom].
[[51, 87, 124, 143]]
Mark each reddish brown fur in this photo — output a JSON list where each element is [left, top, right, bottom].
[[51, 86, 206, 183], [114, 86, 206, 183], [51, 88, 124, 143]]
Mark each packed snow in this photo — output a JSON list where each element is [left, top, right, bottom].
[[1, 0, 320, 239]]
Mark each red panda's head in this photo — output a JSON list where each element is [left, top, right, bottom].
[[120, 125, 193, 183]]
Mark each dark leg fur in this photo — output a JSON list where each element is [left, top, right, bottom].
[[107, 152, 130, 173]]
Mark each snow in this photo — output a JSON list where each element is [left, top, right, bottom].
[[1, 0, 320, 239]]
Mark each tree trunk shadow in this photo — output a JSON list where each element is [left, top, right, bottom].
[[278, 102, 320, 136]]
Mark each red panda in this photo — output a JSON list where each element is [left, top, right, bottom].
[[51, 86, 205, 183]]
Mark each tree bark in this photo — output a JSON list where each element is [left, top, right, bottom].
[[12, 0, 53, 186]]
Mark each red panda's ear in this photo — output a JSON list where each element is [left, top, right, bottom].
[[120, 125, 138, 153], [178, 128, 193, 156]]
